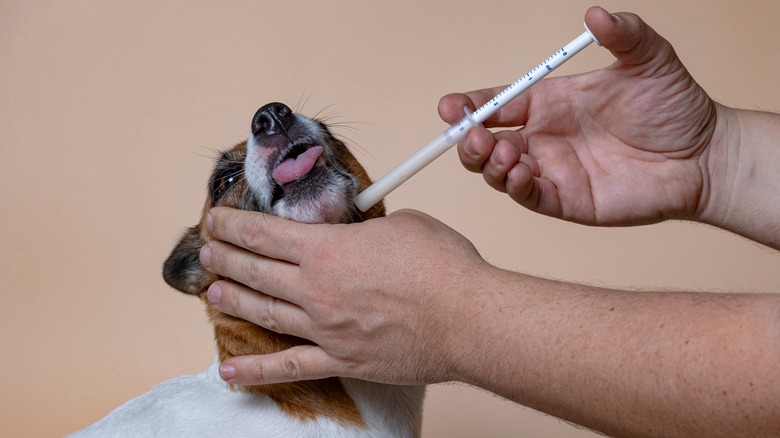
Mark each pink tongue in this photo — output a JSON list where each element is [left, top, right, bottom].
[[272, 146, 324, 184]]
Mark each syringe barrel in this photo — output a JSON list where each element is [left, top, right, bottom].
[[354, 109, 478, 212], [354, 129, 459, 212], [354, 26, 599, 212]]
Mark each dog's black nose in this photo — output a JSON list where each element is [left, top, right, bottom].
[[252, 102, 293, 136]]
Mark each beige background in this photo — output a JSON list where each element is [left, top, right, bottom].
[[3, 1, 779, 436]]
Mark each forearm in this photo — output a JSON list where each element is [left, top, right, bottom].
[[447, 267, 780, 437], [698, 105, 780, 250]]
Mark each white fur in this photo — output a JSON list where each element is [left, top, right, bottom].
[[244, 114, 327, 212], [69, 356, 424, 437], [244, 114, 358, 224]]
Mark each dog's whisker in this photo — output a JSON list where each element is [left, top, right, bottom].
[[315, 110, 347, 120], [293, 88, 314, 114], [311, 104, 342, 121], [334, 134, 372, 159], [193, 147, 224, 161]]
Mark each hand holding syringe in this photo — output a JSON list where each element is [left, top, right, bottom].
[[354, 25, 601, 212]]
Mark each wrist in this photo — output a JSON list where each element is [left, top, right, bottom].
[[694, 103, 739, 227], [695, 104, 780, 249]]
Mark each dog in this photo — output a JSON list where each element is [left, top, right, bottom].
[[69, 103, 425, 437]]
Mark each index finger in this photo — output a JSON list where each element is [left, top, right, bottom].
[[438, 87, 532, 128], [207, 207, 310, 264]]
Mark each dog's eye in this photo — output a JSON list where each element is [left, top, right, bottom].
[[211, 168, 242, 201], [215, 175, 237, 197], [218, 175, 236, 193]]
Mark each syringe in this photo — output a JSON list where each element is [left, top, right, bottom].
[[354, 24, 601, 212]]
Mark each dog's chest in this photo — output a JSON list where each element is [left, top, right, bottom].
[[68, 358, 424, 438]]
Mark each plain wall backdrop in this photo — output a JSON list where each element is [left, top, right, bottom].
[[2, 1, 779, 436]]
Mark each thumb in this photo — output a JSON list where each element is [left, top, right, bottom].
[[219, 345, 342, 385], [585, 6, 676, 68]]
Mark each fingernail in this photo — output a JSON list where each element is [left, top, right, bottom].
[[199, 244, 212, 267], [219, 363, 235, 380], [205, 212, 214, 232], [207, 283, 221, 304]]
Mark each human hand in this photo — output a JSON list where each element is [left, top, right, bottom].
[[439, 6, 723, 226], [198, 207, 490, 386]]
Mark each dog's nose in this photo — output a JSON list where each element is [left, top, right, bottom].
[[252, 102, 293, 136]]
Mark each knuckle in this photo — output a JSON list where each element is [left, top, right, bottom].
[[238, 217, 264, 251], [249, 358, 266, 382], [221, 284, 240, 312], [403, 209, 436, 227], [281, 350, 302, 379], [391, 208, 423, 223], [240, 258, 264, 288], [258, 297, 281, 333]]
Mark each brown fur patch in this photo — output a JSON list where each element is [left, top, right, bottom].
[[203, 297, 366, 426]]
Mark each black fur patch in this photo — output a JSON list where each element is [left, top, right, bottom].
[[162, 226, 206, 295]]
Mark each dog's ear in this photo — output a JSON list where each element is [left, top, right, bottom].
[[162, 226, 210, 296]]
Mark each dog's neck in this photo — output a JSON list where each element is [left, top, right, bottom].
[[202, 298, 368, 427], [202, 300, 425, 436]]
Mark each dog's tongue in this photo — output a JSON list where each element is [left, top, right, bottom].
[[272, 146, 324, 184]]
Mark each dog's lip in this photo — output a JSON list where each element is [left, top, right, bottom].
[[271, 138, 326, 186]]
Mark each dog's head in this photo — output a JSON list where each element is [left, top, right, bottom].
[[163, 102, 385, 296], [160, 103, 385, 425]]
